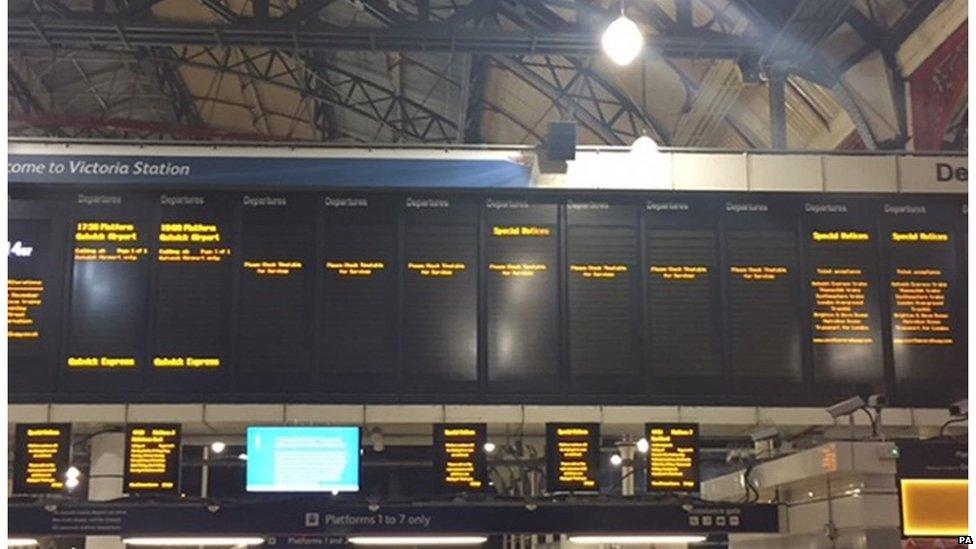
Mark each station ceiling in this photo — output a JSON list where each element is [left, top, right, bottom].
[[6, 0, 967, 149]]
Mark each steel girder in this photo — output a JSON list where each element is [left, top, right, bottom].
[[7, 18, 760, 60]]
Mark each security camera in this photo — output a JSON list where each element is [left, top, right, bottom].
[[867, 394, 887, 409], [750, 427, 780, 442], [826, 396, 866, 419], [949, 399, 968, 417]]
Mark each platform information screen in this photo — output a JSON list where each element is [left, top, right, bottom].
[[124, 423, 181, 495], [885, 201, 965, 385], [246, 426, 360, 493], [724, 202, 802, 381], [237, 195, 315, 381], [485, 199, 559, 387], [804, 201, 885, 385], [66, 194, 150, 372], [13, 423, 71, 494], [643, 197, 723, 382], [433, 423, 488, 491], [401, 197, 478, 385], [546, 422, 600, 493], [566, 202, 641, 390], [646, 423, 699, 492], [319, 195, 397, 388], [153, 195, 232, 373]]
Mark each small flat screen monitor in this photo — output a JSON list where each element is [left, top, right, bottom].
[[246, 426, 360, 492]]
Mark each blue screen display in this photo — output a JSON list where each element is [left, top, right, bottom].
[[246, 426, 360, 492]]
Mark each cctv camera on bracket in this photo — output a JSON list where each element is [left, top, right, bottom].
[[826, 396, 866, 419]]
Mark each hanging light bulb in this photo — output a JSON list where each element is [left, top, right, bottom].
[[601, 3, 644, 66]]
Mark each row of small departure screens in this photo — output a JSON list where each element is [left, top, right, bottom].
[[12, 423, 699, 495]]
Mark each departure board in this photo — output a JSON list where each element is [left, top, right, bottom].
[[432, 423, 487, 492], [13, 423, 71, 494], [725, 200, 802, 381], [546, 423, 600, 493], [401, 197, 478, 387], [804, 201, 884, 386], [152, 194, 233, 390], [65, 193, 151, 391], [6, 188, 968, 407], [884, 202, 964, 384], [566, 201, 641, 391], [124, 424, 181, 495], [236, 194, 315, 389], [644, 199, 721, 381], [319, 195, 398, 390], [646, 423, 699, 492], [485, 199, 559, 389]]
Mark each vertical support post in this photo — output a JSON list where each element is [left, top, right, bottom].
[[201, 445, 210, 498], [457, 54, 472, 144], [769, 67, 787, 150], [88, 432, 126, 549], [617, 439, 636, 497]]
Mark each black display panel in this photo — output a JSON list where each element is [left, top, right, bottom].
[[803, 200, 884, 390], [484, 198, 559, 390], [883, 201, 965, 388], [64, 193, 152, 392], [566, 201, 642, 392], [236, 194, 315, 391], [319, 195, 398, 391], [151, 194, 233, 393], [432, 423, 488, 492], [13, 423, 72, 494], [646, 423, 699, 493], [9, 194, 67, 393], [545, 422, 600, 493], [644, 199, 722, 385], [401, 197, 478, 389], [124, 423, 181, 495], [724, 200, 803, 382]]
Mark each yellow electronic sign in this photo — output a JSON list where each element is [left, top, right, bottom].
[[546, 423, 600, 492], [433, 423, 487, 491], [646, 423, 699, 492], [14, 423, 71, 494], [124, 424, 181, 495]]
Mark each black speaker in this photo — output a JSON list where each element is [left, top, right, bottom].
[[546, 122, 576, 161]]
